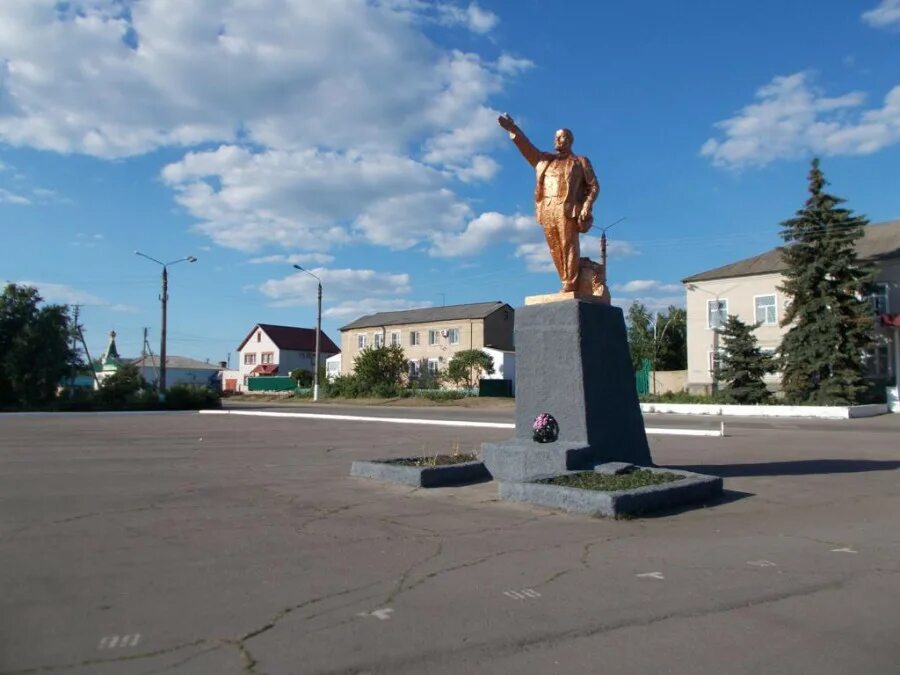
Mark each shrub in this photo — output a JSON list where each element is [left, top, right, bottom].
[[163, 384, 221, 410], [98, 363, 146, 405]]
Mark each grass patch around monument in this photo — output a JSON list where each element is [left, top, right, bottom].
[[386, 452, 478, 467], [537, 469, 684, 492]]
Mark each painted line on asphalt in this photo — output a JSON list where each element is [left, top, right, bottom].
[[200, 409, 723, 436]]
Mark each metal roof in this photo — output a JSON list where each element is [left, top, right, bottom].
[[130, 355, 221, 370], [340, 301, 512, 331], [236, 324, 340, 353], [682, 220, 900, 283]]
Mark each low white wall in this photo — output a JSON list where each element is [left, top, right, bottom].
[[640, 402, 888, 419]]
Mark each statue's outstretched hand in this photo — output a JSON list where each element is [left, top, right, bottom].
[[498, 113, 518, 133]]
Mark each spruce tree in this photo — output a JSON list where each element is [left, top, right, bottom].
[[718, 315, 772, 404], [778, 159, 874, 404]]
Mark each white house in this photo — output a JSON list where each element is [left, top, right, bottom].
[[325, 353, 342, 382], [228, 323, 340, 393], [482, 347, 516, 392]]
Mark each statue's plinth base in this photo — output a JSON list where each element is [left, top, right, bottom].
[[482, 299, 651, 482], [525, 291, 606, 306]]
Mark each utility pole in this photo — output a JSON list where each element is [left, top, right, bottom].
[[293, 265, 323, 402], [600, 217, 627, 288], [69, 305, 81, 395], [135, 251, 197, 401], [74, 319, 101, 390]]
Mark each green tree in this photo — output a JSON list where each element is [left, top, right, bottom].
[[0, 284, 78, 407], [718, 315, 773, 404], [626, 301, 654, 372], [352, 344, 407, 396], [446, 349, 495, 389], [98, 362, 145, 403], [654, 306, 687, 371], [778, 159, 875, 404]]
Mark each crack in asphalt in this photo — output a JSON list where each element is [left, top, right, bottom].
[[0, 639, 209, 675], [384, 540, 444, 604], [317, 576, 851, 675]]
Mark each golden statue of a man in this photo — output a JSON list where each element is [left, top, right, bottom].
[[498, 114, 599, 292]]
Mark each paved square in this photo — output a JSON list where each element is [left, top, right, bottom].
[[1, 412, 898, 674]]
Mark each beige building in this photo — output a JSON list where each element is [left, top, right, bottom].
[[338, 301, 514, 380], [682, 220, 900, 394]]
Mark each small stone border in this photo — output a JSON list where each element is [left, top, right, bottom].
[[350, 458, 490, 488], [498, 467, 723, 518]]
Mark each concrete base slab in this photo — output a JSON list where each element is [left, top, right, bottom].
[[498, 467, 723, 518], [480, 439, 600, 482], [350, 459, 490, 488]]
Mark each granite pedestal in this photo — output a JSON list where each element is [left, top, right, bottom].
[[481, 299, 652, 482]]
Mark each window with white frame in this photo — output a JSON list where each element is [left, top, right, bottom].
[[408, 360, 420, 378], [390, 331, 401, 347], [244, 352, 256, 365], [707, 299, 728, 329], [410, 331, 420, 346], [357, 334, 367, 349], [428, 329, 439, 345], [374, 333, 384, 348], [867, 283, 890, 315], [260, 352, 274, 364], [864, 344, 892, 377], [428, 358, 439, 374], [447, 327, 460, 345], [754, 295, 777, 326]]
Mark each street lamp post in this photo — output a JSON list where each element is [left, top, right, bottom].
[[651, 311, 676, 395], [293, 265, 322, 402], [135, 251, 197, 399]]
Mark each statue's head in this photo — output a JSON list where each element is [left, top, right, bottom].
[[554, 128, 574, 153]]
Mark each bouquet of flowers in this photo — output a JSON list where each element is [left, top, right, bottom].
[[532, 412, 559, 443]]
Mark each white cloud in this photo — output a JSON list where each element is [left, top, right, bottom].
[[0, 187, 31, 205], [258, 267, 412, 308], [513, 234, 641, 274], [614, 295, 685, 313], [324, 298, 433, 320], [863, 1, 900, 29], [514, 242, 555, 274], [431, 212, 534, 257], [380, 1, 498, 34], [248, 253, 335, 265], [613, 280, 682, 293], [15, 280, 137, 312], [701, 72, 900, 168]]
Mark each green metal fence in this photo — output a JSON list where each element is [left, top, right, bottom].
[[635, 359, 651, 395], [247, 376, 296, 392]]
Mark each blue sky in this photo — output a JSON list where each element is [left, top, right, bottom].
[[1, 0, 899, 364]]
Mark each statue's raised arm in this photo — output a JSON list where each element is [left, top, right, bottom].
[[498, 114, 545, 168]]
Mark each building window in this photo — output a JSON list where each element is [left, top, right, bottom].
[[244, 353, 256, 365], [447, 327, 460, 345], [867, 283, 890, 315], [707, 299, 728, 329], [391, 331, 401, 347], [357, 334, 367, 349], [410, 331, 420, 346], [708, 350, 723, 377], [864, 344, 892, 377], [374, 333, 384, 348], [428, 358, 439, 375], [408, 360, 420, 379], [256, 331, 261, 343], [428, 329, 439, 345], [260, 352, 274, 364], [754, 295, 777, 326]]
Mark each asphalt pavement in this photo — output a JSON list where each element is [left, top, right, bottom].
[[1, 411, 898, 674]]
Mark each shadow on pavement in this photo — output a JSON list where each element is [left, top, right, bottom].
[[671, 459, 900, 478], [638, 488, 755, 519]]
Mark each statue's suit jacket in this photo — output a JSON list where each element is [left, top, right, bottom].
[[510, 131, 599, 224]]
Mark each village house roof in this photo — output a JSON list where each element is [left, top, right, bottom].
[[682, 220, 900, 284], [339, 301, 512, 331], [130, 355, 222, 370], [236, 324, 340, 354]]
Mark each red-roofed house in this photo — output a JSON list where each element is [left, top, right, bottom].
[[228, 323, 339, 392]]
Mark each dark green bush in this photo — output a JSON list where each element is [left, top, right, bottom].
[[163, 384, 220, 410]]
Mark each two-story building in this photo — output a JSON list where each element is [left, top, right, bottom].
[[682, 220, 900, 397], [338, 301, 515, 382], [228, 323, 340, 392]]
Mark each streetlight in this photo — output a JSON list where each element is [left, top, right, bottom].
[[135, 251, 198, 399], [293, 264, 322, 402], [651, 311, 677, 395], [686, 282, 737, 395]]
